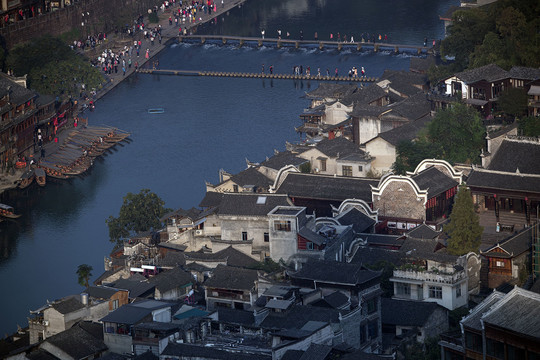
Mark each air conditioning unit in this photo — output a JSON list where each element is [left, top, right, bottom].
[[313, 168, 320, 173], [43, 320, 49, 326], [195, 230, 203, 236]]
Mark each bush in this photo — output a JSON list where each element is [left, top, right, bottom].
[[148, 12, 159, 23]]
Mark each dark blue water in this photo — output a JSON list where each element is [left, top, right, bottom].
[[0, 0, 459, 335]]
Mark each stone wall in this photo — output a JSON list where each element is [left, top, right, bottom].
[[374, 179, 425, 220], [0, 0, 161, 49]]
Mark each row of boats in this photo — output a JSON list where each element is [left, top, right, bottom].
[[20, 125, 130, 183]]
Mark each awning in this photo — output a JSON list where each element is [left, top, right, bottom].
[[528, 85, 540, 96]]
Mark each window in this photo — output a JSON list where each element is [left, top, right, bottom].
[[396, 283, 411, 296], [320, 159, 327, 171], [465, 331, 482, 353], [358, 165, 363, 172], [307, 242, 314, 250], [274, 220, 291, 231], [486, 339, 505, 359], [112, 299, 119, 310], [429, 286, 442, 299], [366, 298, 377, 314], [264, 232, 269, 242], [233, 184, 239, 192], [495, 260, 505, 267], [241, 232, 248, 241], [456, 286, 462, 298], [342, 165, 353, 177]]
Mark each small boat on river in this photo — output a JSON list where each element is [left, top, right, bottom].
[[148, 108, 165, 114], [35, 167, 46, 186], [18, 169, 35, 189], [0, 203, 21, 219]]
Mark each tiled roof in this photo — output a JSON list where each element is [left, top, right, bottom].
[[322, 291, 349, 309], [160, 251, 186, 267], [199, 191, 224, 208], [260, 304, 342, 330], [229, 166, 273, 188], [308, 137, 368, 159], [461, 291, 505, 331], [482, 288, 540, 340], [203, 264, 258, 291], [185, 246, 259, 268], [260, 151, 307, 170], [275, 172, 378, 202], [341, 84, 387, 106], [335, 207, 376, 233], [376, 113, 431, 146], [379, 70, 428, 97], [216, 307, 255, 326], [162, 343, 270, 360], [289, 259, 381, 286], [349, 246, 404, 266], [218, 193, 292, 217], [381, 298, 443, 326], [487, 139, 540, 174], [51, 297, 84, 314], [411, 166, 459, 198], [112, 276, 156, 298], [85, 285, 121, 300], [406, 224, 440, 240], [0, 75, 37, 105], [482, 226, 533, 258], [359, 233, 403, 247], [455, 64, 509, 83], [41, 321, 106, 359], [466, 169, 540, 194], [508, 66, 540, 81], [100, 300, 172, 324], [382, 92, 431, 121], [410, 56, 437, 73], [150, 267, 193, 293]]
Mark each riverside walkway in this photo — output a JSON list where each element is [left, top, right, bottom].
[[179, 35, 434, 54], [137, 68, 378, 82]]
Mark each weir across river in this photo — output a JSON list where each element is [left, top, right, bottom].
[[136, 68, 378, 82], [178, 35, 434, 54]]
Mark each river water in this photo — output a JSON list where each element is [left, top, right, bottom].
[[0, 0, 458, 335]]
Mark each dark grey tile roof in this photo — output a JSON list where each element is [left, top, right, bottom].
[[399, 237, 457, 263], [35, 94, 56, 107], [94, 267, 123, 285], [322, 291, 349, 309], [199, 191, 224, 208], [341, 84, 387, 106], [261, 151, 308, 170], [133, 351, 159, 360], [309, 137, 368, 159], [466, 169, 540, 194], [260, 305, 341, 330], [26, 349, 60, 360], [482, 290, 540, 340], [335, 208, 376, 233], [358, 233, 404, 247], [298, 343, 332, 360], [0, 75, 37, 105], [275, 172, 378, 202], [297, 226, 328, 246], [289, 259, 381, 286], [161, 207, 202, 222], [380, 70, 428, 97], [350, 103, 387, 117], [487, 140, 540, 174], [216, 307, 255, 326], [160, 251, 187, 267], [51, 297, 84, 314], [349, 247, 404, 266], [218, 193, 292, 217], [455, 64, 509, 83], [376, 113, 431, 146], [85, 286, 121, 300], [149, 267, 193, 293], [229, 166, 273, 188], [406, 224, 440, 240], [381, 298, 443, 327], [41, 322, 106, 359], [185, 246, 259, 268], [133, 321, 181, 332], [461, 291, 505, 331], [100, 300, 172, 324], [482, 226, 533, 258], [508, 66, 540, 81], [382, 92, 431, 121], [112, 276, 156, 298], [162, 342, 271, 360], [281, 350, 305, 360], [410, 56, 437, 73], [306, 83, 358, 100], [203, 264, 258, 291], [411, 166, 459, 198]]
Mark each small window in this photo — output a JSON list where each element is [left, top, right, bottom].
[[342, 165, 353, 177], [456, 286, 462, 298], [320, 159, 327, 171], [264, 232, 269, 242], [396, 283, 411, 296], [112, 299, 119, 310], [358, 165, 363, 172], [274, 220, 291, 231], [429, 286, 442, 299], [242, 232, 248, 241], [256, 196, 267, 204], [233, 184, 239, 192], [307, 242, 314, 250], [495, 261, 505, 267]]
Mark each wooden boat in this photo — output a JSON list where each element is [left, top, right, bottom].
[[18, 169, 35, 189], [0, 203, 21, 219], [148, 108, 165, 114], [35, 167, 46, 186]]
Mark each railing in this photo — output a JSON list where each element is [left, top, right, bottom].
[[393, 269, 466, 284]]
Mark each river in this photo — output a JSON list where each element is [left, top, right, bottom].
[[0, 0, 458, 335]]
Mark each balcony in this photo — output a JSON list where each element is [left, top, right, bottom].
[[393, 268, 466, 285]]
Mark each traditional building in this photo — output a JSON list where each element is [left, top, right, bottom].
[[203, 264, 259, 311]]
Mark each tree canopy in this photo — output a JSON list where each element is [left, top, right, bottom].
[[5, 35, 103, 97], [444, 186, 483, 256], [518, 116, 540, 137], [497, 87, 528, 118], [393, 104, 485, 174], [440, 0, 540, 71], [77, 264, 93, 288], [106, 189, 171, 244]]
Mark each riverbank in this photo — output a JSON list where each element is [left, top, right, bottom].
[[0, 0, 247, 197]]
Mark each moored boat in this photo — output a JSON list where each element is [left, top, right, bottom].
[[18, 169, 35, 189], [35, 167, 46, 186], [0, 203, 21, 219]]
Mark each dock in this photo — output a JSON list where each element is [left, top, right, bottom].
[[136, 69, 378, 82], [178, 35, 433, 54]]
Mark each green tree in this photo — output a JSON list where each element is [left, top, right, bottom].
[[518, 116, 540, 136], [444, 186, 483, 255], [393, 138, 439, 175], [106, 189, 171, 244], [498, 87, 528, 118], [426, 104, 485, 164], [77, 264, 93, 287], [299, 161, 311, 173]]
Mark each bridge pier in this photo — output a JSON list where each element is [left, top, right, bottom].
[[319, 42, 324, 50], [374, 44, 379, 52], [295, 41, 299, 49], [178, 36, 183, 42], [239, 39, 244, 48], [356, 44, 362, 51], [337, 43, 342, 51], [201, 37, 206, 45], [277, 41, 282, 49], [222, 38, 227, 45], [394, 46, 399, 54], [258, 39, 263, 47], [417, 48, 422, 55]]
